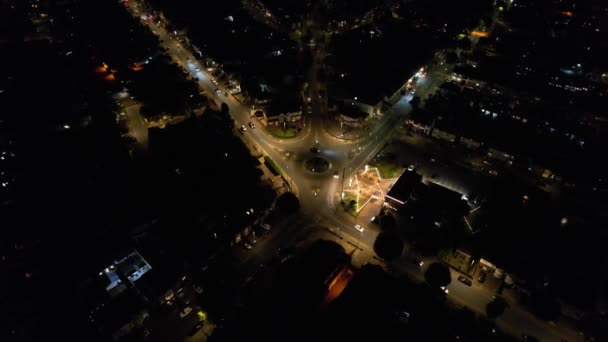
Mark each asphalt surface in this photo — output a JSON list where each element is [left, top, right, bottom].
[[124, 2, 583, 341]]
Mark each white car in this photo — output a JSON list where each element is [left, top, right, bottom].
[[240, 125, 247, 133], [354, 224, 364, 232]]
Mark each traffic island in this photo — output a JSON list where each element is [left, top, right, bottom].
[[266, 125, 297, 139], [305, 157, 330, 174]]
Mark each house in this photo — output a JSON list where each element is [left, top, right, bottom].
[[336, 101, 370, 128], [78, 251, 154, 341], [264, 96, 303, 127]]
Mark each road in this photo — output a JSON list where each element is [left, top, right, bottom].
[[122, 2, 583, 341]]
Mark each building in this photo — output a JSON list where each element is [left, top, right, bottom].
[[79, 251, 154, 341], [335, 101, 370, 128], [384, 169, 423, 211], [263, 96, 303, 127]]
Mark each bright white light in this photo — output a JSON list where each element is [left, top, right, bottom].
[[63, 124, 70, 129]]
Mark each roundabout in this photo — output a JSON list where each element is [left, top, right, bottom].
[[305, 156, 331, 174]]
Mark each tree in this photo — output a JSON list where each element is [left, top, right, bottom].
[[458, 38, 472, 51], [445, 51, 458, 64], [221, 102, 229, 114], [276, 192, 299, 214], [373, 231, 404, 261], [378, 214, 396, 231], [218, 103, 234, 129], [347, 200, 356, 211], [409, 95, 421, 108], [486, 296, 508, 319], [529, 292, 561, 321], [424, 262, 451, 288]]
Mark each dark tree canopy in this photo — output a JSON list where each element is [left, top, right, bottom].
[[276, 192, 300, 214], [378, 214, 397, 231], [373, 231, 404, 261], [424, 262, 452, 288], [409, 95, 421, 108], [529, 292, 561, 321], [486, 297, 508, 319]]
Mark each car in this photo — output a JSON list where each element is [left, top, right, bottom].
[[310, 147, 320, 153], [248, 122, 255, 129], [457, 275, 472, 286], [211, 78, 218, 85], [243, 242, 253, 250], [488, 170, 499, 176], [240, 125, 247, 133], [477, 270, 487, 283], [407, 164, 415, 171], [195, 67, 200, 71], [215, 88, 222, 95], [179, 307, 192, 318], [247, 235, 257, 245], [354, 224, 364, 232], [333, 171, 339, 179]]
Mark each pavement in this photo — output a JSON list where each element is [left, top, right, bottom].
[[121, 1, 584, 341]]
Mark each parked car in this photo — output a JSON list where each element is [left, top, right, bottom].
[[240, 125, 247, 133], [457, 275, 472, 286], [243, 242, 253, 250], [354, 224, 364, 232], [478, 270, 487, 283], [248, 122, 255, 128]]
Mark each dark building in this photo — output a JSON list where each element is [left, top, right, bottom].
[[384, 169, 423, 211]]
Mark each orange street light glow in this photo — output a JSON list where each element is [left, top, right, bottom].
[[322, 266, 354, 307], [471, 30, 490, 38], [561, 11, 573, 17]]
